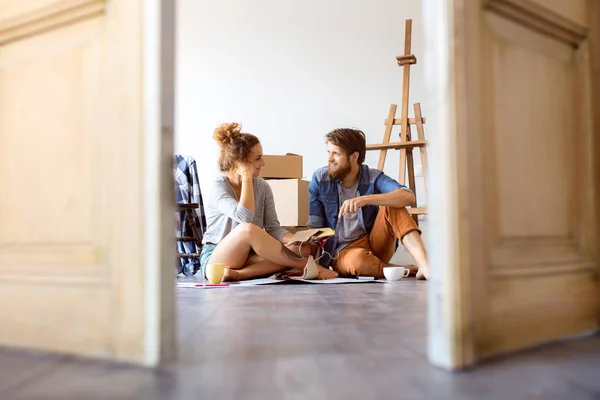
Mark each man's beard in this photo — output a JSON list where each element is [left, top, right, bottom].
[[328, 161, 352, 181]]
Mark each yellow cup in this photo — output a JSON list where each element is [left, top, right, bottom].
[[205, 263, 228, 284]]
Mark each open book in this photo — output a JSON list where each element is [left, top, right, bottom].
[[287, 227, 335, 245], [283, 228, 336, 279]]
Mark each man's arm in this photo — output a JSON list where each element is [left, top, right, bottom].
[[338, 189, 414, 217], [360, 189, 415, 208], [370, 172, 415, 207], [339, 170, 415, 217]]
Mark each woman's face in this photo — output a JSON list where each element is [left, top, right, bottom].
[[247, 143, 266, 177]]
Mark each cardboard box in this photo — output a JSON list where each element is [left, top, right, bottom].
[[260, 153, 303, 179], [266, 179, 309, 227]]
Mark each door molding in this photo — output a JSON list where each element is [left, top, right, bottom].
[[0, 0, 106, 46], [484, 0, 587, 48]]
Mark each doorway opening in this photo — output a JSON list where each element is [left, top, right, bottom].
[[171, 0, 433, 369]]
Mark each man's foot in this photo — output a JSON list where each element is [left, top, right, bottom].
[[416, 265, 430, 280], [317, 265, 338, 280]]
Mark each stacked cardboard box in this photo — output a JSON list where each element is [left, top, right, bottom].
[[261, 153, 309, 228]]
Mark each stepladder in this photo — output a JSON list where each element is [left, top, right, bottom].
[[366, 19, 429, 226]]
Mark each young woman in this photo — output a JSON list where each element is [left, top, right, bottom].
[[199, 122, 338, 281]]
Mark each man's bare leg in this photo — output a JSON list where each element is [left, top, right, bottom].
[[368, 206, 429, 280], [401, 231, 430, 280]]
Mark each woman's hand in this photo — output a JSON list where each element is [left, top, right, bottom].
[[236, 162, 255, 181]]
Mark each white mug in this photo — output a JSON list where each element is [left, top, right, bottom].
[[383, 266, 410, 281]]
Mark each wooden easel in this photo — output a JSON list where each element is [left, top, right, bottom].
[[366, 19, 429, 226]]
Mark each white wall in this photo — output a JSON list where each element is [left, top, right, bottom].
[[176, 0, 427, 206]]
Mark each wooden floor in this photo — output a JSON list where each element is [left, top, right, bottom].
[[1, 280, 600, 399]]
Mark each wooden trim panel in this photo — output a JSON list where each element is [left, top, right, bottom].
[[0, 0, 106, 46], [484, 0, 588, 48]]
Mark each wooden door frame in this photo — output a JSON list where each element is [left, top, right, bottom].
[[0, 0, 175, 366], [421, 0, 478, 370], [423, 0, 600, 370], [145, 0, 176, 365]]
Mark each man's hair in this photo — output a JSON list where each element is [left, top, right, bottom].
[[325, 128, 366, 165]]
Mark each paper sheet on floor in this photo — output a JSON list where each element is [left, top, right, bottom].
[[176, 277, 389, 288], [234, 276, 388, 286]]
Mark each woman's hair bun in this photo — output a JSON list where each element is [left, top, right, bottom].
[[213, 122, 242, 147]]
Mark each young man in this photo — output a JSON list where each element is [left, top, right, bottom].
[[307, 128, 430, 280]]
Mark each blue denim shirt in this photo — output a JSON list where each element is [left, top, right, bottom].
[[307, 164, 411, 266]]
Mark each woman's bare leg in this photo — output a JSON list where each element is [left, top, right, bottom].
[[223, 254, 299, 281], [208, 223, 309, 271], [286, 241, 318, 259], [224, 253, 337, 281]]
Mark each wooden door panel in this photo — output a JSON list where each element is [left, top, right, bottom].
[[483, 273, 599, 356], [486, 14, 575, 239], [0, 19, 99, 245], [0, 0, 174, 365], [426, 0, 599, 369], [478, 0, 599, 358], [527, 0, 587, 28], [0, 0, 68, 20], [0, 0, 106, 46], [0, 2, 119, 358], [482, 10, 595, 269]]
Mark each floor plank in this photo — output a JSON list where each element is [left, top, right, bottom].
[[1, 279, 599, 400]]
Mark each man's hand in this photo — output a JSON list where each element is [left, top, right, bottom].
[[338, 196, 367, 217], [318, 265, 338, 280]]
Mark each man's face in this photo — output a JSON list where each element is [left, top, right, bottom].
[[327, 142, 352, 180]]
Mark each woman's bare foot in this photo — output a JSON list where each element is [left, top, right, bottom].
[[222, 268, 240, 282], [317, 265, 338, 280], [416, 265, 430, 280]]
